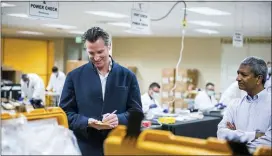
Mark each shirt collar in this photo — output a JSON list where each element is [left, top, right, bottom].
[[246, 89, 266, 102], [97, 57, 112, 75], [149, 94, 153, 100]]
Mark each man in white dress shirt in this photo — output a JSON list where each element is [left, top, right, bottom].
[[217, 56, 271, 149], [220, 61, 271, 106]]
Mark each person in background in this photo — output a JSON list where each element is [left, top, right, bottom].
[[219, 81, 247, 106], [194, 82, 218, 111], [59, 27, 142, 156], [141, 82, 165, 114], [46, 66, 66, 95], [183, 83, 198, 98], [220, 60, 271, 106], [20, 73, 45, 104], [265, 61, 271, 89], [217, 56, 271, 149]]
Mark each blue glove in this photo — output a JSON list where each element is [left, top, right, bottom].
[[215, 103, 223, 107], [18, 97, 24, 101], [149, 104, 157, 109], [215, 103, 226, 109], [29, 98, 34, 104], [163, 109, 169, 113]]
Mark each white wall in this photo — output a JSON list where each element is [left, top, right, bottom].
[[220, 43, 271, 92], [113, 37, 222, 94]]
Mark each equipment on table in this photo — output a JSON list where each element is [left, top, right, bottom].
[[1, 107, 81, 155], [104, 111, 271, 155], [1, 84, 21, 101], [158, 117, 176, 124]]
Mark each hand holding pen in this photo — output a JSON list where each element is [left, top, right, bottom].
[[102, 110, 118, 128]]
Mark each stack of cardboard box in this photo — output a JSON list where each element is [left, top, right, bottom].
[[66, 60, 88, 74], [127, 66, 137, 74], [161, 68, 199, 112], [161, 68, 175, 112]]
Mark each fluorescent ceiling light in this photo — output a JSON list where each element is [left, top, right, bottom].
[[108, 22, 131, 27], [42, 24, 76, 29], [68, 31, 85, 34], [17, 31, 44, 35], [1, 3, 16, 7], [85, 11, 128, 18], [195, 29, 219, 34], [7, 13, 33, 19], [124, 29, 151, 35], [188, 20, 222, 27], [186, 7, 231, 16]]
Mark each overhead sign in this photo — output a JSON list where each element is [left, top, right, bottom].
[[29, 1, 59, 19], [130, 9, 150, 33], [233, 32, 243, 47]]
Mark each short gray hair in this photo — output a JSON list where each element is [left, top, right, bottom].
[[241, 56, 267, 85], [82, 27, 111, 46]]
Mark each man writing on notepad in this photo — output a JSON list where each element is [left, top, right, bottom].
[[59, 27, 143, 156]]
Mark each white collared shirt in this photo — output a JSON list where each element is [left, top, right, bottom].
[[97, 58, 112, 101], [217, 89, 271, 148]]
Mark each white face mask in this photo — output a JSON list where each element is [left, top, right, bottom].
[[53, 72, 58, 77], [207, 90, 215, 96], [152, 92, 160, 99]]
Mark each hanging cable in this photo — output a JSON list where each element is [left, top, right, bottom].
[[147, 1, 187, 112], [167, 28, 186, 109], [151, 1, 187, 27], [149, 1, 187, 112]]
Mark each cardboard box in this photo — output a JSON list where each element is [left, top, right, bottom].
[[162, 68, 175, 84], [176, 68, 199, 88], [174, 99, 183, 108], [174, 91, 182, 99], [127, 66, 137, 74], [66, 60, 88, 74], [187, 69, 199, 86], [174, 99, 188, 109], [161, 97, 174, 105], [175, 83, 187, 92], [162, 84, 174, 91], [162, 68, 175, 77]]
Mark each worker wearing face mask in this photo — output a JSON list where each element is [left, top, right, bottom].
[[141, 82, 163, 114], [20, 73, 45, 104], [194, 82, 218, 111], [46, 66, 66, 95]]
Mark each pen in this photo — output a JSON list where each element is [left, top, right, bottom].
[[104, 110, 117, 118]]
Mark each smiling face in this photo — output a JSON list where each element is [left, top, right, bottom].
[[85, 37, 110, 70], [236, 64, 262, 92]]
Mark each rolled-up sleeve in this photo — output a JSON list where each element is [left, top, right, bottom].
[[59, 73, 89, 131], [117, 74, 143, 125]]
